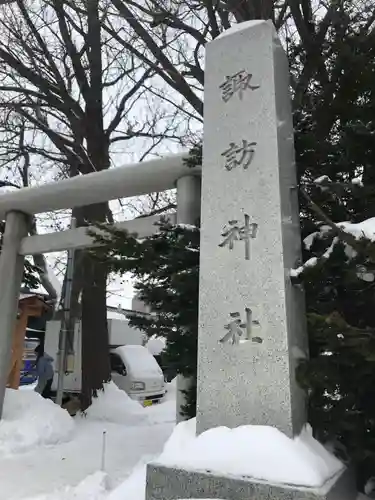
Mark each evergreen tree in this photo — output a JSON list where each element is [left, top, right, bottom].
[[292, 24, 375, 487], [91, 219, 200, 418], [22, 260, 40, 290]]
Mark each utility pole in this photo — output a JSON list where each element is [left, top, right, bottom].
[[55, 218, 76, 406]]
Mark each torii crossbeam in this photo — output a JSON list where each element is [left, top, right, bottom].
[[0, 153, 201, 417]]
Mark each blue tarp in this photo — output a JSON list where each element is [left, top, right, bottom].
[[19, 358, 37, 385]]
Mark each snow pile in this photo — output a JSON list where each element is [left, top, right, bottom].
[[0, 389, 74, 456], [23, 472, 108, 500], [85, 382, 147, 425], [22, 465, 147, 500], [19, 382, 37, 391], [147, 378, 177, 425], [155, 419, 344, 488], [107, 463, 147, 500]]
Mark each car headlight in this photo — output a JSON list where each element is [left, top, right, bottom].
[[131, 381, 145, 391]]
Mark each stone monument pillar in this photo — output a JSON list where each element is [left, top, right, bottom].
[[146, 20, 355, 500], [196, 19, 307, 438]]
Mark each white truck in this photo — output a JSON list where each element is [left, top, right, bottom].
[[44, 315, 166, 404]]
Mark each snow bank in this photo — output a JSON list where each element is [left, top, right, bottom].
[[0, 389, 74, 456], [23, 472, 108, 500], [155, 419, 344, 488], [108, 463, 147, 500], [85, 382, 147, 425], [23, 466, 147, 500], [146, 379, 177, 425]]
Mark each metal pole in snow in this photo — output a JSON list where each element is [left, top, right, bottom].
[[55, 218, 76, 406], [101, 430, 107, 472]]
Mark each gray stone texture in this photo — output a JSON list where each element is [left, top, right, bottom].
[[176, 175, 202, 423], [146, 464, 357, 500], [197, 20, 308, 437], [0, 211, 29, 417]]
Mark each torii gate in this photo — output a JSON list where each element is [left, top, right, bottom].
[[0, 153, 201, 418]]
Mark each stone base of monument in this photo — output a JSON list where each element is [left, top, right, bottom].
[[146, 464, 356, 500]]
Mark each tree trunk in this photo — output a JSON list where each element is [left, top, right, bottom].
[[80, 242, 110, 410], [78, 0, 111, 410], [67, 201, 111, 410]]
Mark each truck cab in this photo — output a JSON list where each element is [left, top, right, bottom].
[[110, 345, 166, 405], [45, 315, 166, 403]]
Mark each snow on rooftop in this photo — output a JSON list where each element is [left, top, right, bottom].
[[19, 293, 37, 300], [154, 419, 344, 489]]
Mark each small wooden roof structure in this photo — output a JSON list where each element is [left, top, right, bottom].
[[7, 293, 51, 389]]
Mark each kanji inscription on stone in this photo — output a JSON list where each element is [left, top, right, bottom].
[[221, 140, 257, 171], [219, 70, 260, 102], [219, 214, 258, 260], [219, 308, 262, 345]]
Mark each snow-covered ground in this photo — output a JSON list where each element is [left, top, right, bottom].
[[0, 380, 369, 500], [1, 382, 176, 500]]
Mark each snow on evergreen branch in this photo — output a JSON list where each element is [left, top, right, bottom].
[[291, 217, 375, 278]]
